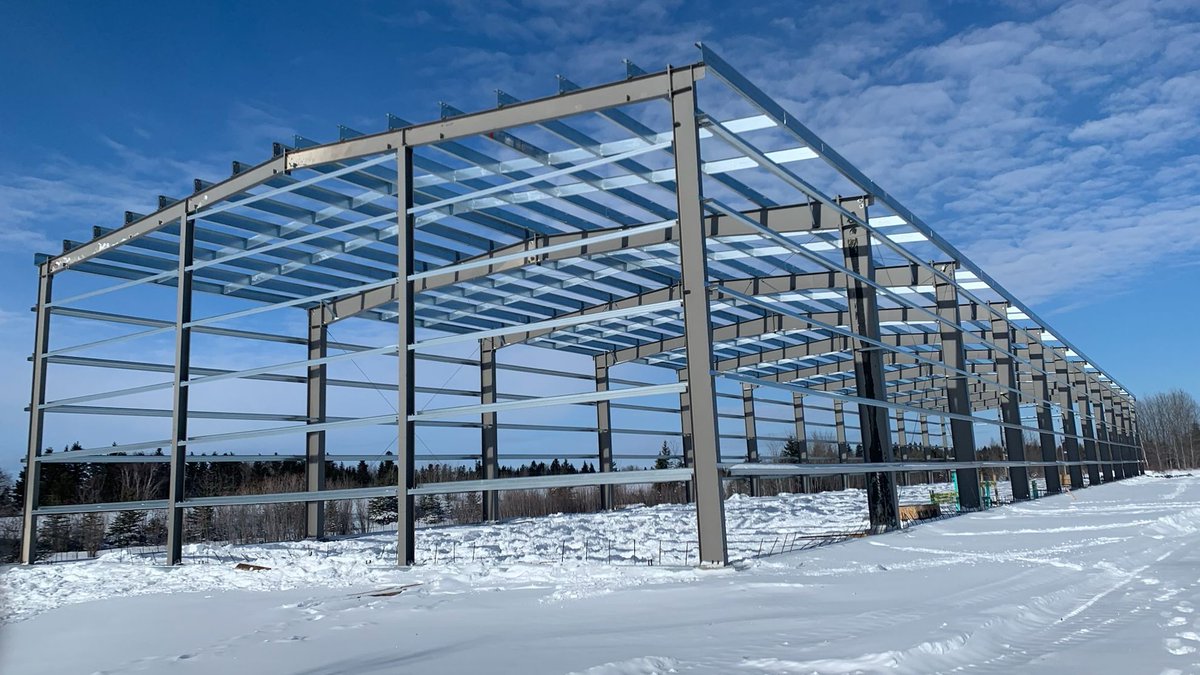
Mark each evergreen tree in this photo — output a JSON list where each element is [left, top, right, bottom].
[[36, 514, 72, 559], [106, 510, 147, 548], [418, 494, 446, 524], [79, 512, 106, 556], [368, 496, 398, 525], [654, 441, 673, 470], [780, 435, 804, 463], [186, 507, 218, 542]]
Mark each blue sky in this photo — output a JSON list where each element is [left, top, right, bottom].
[[1, 0, 1198, 471]]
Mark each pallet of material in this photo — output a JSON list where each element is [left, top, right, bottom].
[[899, 503, 941, 522]]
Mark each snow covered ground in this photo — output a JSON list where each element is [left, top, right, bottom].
[[3, 474, 1198, 674]]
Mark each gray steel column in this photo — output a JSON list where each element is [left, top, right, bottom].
[[935, 262, 981, 510], [990, 304, 1029, 500], [834, 399, 849, 490], [671, 65, 726, 566], [1028, 337, 1062, 495], [1074, 372, 1102, 485], [1129, 399, 1145, 475], [792, 392, 810, 492], [305, 313, 327, 538], [894, 410, 908, 486], [595, 357, 614, 509], [678, 372, 694, 504], [920, 414, 933, 484], [19, 263, 53, 564], [1109, 391, 1126, 480], [480, 338, 499, 520], [841, 206, 899, 531], [1091, 379, 1115, 483], [741, 383, 760, 496], [1053, 355, 1084, 489], [165, 215, 195, 565], [396, 145, 416, 566]]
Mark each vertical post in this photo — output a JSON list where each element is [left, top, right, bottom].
[[480, 338, 499, 520], [894, 410, 907, 487], [305, 310, 327, 538], [1106, 390, 1125, 480], [1074, 371, 1102, 486], [678, 371, 694, 503], [935, 262, 980, 510], [1028, 336, 1062, 495], [1113, 398, 1123, 478], [20, 263, 53, 564], [671, 64, 726, 566], [741, 383, 760, 497], [834, 399, 849, 491], [165, 215, 195, 565], [990, 303, 1029, 500], [396, 144, 416, 566], [841, 203, 899, 531], [595, 356, 614, 509], [920, 414, 933, 485], [1091, 379, 1115, 483], [1053, 354, 1084, 490], [793, 392, 810, 492], [1129, 398, 1145, 475]]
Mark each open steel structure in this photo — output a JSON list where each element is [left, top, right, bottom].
[[21, 45, 1144, 566]]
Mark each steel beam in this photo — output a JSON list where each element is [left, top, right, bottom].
[[672, 65, 727, 566], [19, 264, 52, 564], [305, 311, 327, 538], [480, 338, 499, 520], [165, 216, 195, 565], [935, 262, 980, 510], [990, 307, 1029, 500], [840, 202, 899, 531], [395, 146, 416, 566]]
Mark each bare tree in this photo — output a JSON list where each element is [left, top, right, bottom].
[[1139, 390, 1200, 471]]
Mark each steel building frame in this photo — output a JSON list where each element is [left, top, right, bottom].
[[21, 45, 1143, 566]]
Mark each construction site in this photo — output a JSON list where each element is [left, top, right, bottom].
[[19, 44, 1144, 567]]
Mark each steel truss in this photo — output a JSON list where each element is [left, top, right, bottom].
[[22, 46, 1142, 567]]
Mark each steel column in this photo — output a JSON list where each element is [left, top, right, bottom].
[[595, 358, 614, 509], [1092, 380, 1115, 483], [834, 399, 849, 491], [935, 262, 980, 510], [19, 263, 53, 564], [678, 373, 695, 504], [1028, 338, 1062, 495], [1075, 372, 1102, 485], [741, 383, 760, 497], [840, 199, 897, 530], [990, 306, 1029, 500], [1054, 356, 1084, 489], [1108, 391, 1126, 480], [305, 313, 327, 538], [793, 392, 810, 492], [165, 215, 195, 565], [920, 414, 933, 484], [396, 145, 417, 566], [894, 409, 907, 486], [481, 338, 499, 520], [672, 65, 727, 565]]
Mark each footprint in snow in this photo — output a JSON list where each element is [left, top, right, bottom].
[[1164, 638, 1196, 655]]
